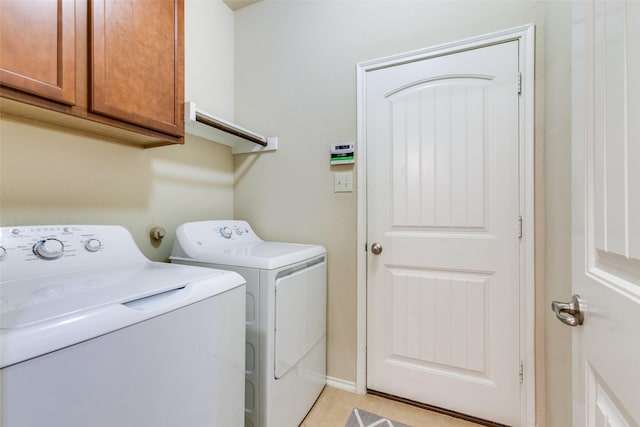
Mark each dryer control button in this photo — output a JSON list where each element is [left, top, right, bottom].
[[220, 227, 233, 239]]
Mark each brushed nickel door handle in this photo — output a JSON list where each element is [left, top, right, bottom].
[[551, 294, 585, 327], [371, 242, 383, 255]]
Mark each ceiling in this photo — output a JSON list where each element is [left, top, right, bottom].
[[223, 0, 262, 11]]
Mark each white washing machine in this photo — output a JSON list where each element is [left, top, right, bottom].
[[0, 225, 246, 427], [171, 220, 327, 427]]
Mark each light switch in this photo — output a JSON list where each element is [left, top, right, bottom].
[[334, 172, 353, 192]]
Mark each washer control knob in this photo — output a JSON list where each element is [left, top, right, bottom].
[[0, 246, 6, 261], [85, 238, 101, 252], [234, 227, 243, 236], [33, 238, 64, 260], [220, 227, 233, 239]]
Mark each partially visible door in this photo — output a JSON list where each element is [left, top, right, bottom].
[[0, 0, 76, 105], [571, 1, 640, 426], [366, 40, 522, 425]]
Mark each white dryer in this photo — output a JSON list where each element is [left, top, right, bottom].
[[171, 220, 327, 427], [0, 225, 246, 427]]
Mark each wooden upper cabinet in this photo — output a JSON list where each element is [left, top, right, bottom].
[[0, 0, 184, 146], [90, 0, 184, 137], [0, 0, 76, 105]]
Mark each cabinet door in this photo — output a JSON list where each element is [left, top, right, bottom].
[[90, 0, 184, 137], [0, 0, 76, 105]]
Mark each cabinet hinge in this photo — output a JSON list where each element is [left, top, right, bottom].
[[519, 361, 524, 384], [518, 215, 523, 239], [517, 72, 522, 95]]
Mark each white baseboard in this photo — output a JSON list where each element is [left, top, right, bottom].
[[326, 376, 358, 393]]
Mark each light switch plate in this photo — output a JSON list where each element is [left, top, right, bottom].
[[334, 172, 353, 192]]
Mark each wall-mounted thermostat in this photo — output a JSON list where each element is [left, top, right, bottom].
[[330, 143, 355, 165]]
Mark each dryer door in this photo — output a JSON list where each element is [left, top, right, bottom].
[[274, 257, 326, 379]]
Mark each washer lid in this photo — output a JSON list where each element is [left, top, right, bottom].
[[0, 261, 245, 367], [172, 242, 326, 270]]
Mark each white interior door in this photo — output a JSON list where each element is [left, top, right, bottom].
[[570, 2, 640, 426], [365, 40, 522, 425]]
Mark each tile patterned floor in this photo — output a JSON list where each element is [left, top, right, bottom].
[[300, 386, 482, 427]]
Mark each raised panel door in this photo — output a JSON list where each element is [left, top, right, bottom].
[[90, 0, 184, 137], [366, 40, 522, 425], [0, 0, 76, 105], [572, 1, 640, 426]]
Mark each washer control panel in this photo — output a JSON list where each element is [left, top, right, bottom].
[[0, 225, 146, 283]]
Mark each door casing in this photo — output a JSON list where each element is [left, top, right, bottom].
[[355, 24, 536, 426]]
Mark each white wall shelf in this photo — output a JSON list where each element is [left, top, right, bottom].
[[184, 101, 278, 155]]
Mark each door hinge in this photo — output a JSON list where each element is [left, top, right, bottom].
[[517, 72, 522, 95], [518, 215, 523, 239], [519, 361, 524, 383]]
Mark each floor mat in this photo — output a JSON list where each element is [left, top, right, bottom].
[[345, 408, 411, 427]]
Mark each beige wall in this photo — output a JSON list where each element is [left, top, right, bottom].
[[185, 0, 235, 120], [234, 1, 572, 425], [0, 0, 237, 261], [0, 119, 234, 261]]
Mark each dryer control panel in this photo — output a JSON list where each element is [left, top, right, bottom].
[[217, 223, 251, 240], [174, 220, 263, 255], [210, 221, 258, 243]]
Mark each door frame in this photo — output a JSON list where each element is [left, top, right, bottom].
[[355, 24, 536, 426]]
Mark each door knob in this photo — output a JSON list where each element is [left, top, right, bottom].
[[551, 294, 585, 327], [370, 242, 383, 255]]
